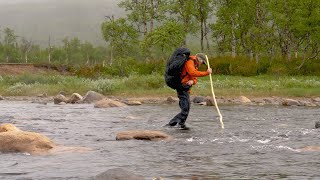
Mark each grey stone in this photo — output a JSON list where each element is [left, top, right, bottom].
[[315, 121, 320, 129], [192, 96, 206, 103], [82, 90, 105, 103]]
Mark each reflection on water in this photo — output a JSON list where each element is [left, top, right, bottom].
[[0, 101, 319, 179]]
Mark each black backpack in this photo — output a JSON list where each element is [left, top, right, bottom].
[[164, 47, 191, 89]]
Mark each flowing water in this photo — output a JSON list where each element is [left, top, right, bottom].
[[0, 101, 319, 180]]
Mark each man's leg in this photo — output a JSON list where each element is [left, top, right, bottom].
[[168, 89, 190, 126]]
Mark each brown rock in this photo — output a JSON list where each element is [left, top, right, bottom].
[[282, 98, 301, 106], [116, 130, 171, 141], [166, 96, 178, 104], [205, 96, 215, 106], [67, 93, 83, 104], [239, 96, 251, 103], [53, 94, 68, 104]]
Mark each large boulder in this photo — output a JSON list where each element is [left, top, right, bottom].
[[82, 90, 105, 103], [94, 99, 127, 108], [94, 168, 145, 180], [67, 93, 83, 104], [0, 95, 4, 100], [0, 123, 55, 155], [116, 130, 171, 141]]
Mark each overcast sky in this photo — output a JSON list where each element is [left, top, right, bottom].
[[0, 0, 50, 4], [0, 0, 122, 46]]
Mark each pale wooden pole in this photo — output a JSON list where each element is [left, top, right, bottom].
[[205, 55, 224, 129]]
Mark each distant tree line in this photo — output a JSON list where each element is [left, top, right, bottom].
[[0, 27, 107, 65]]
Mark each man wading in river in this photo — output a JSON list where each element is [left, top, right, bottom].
[[164, 48, 212, 130]]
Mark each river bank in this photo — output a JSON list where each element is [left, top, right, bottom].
[[1, 93, 320, 107]]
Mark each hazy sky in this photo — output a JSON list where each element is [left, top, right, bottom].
[[0, 0, 122, 46], [0, 0, 50, 4]]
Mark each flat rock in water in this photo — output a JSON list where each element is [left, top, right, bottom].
[[282, 98, 301, 106], [94, 168, 145, 180], [124, 100, 142, 106], [94, 99, 126, 108], [116, 130, 171, 141]]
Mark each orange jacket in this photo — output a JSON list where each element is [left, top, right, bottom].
[[180, 55, 209, 85]]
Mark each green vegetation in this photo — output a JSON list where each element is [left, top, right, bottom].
[[0, 73, 319, 98]]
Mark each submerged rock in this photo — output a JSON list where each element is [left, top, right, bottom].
[[315, 121, 320, 129], [0, 123, 55, 155], [123, 100, 142, 106], [94, 168, 145, 180], [116, 130, 171, 141], [299, 146, 320, 152]]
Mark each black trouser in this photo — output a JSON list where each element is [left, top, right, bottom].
[[169, 85, 190, 126]]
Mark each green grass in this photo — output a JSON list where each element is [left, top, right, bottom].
[[0, 73, 319, 98]]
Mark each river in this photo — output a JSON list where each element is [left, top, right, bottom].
[[0, 101, 319, 179]]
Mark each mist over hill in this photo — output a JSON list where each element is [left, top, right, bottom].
[[0, 0, 124, 46]]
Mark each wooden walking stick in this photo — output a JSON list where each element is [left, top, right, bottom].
[[205, 55, 224, 129]]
